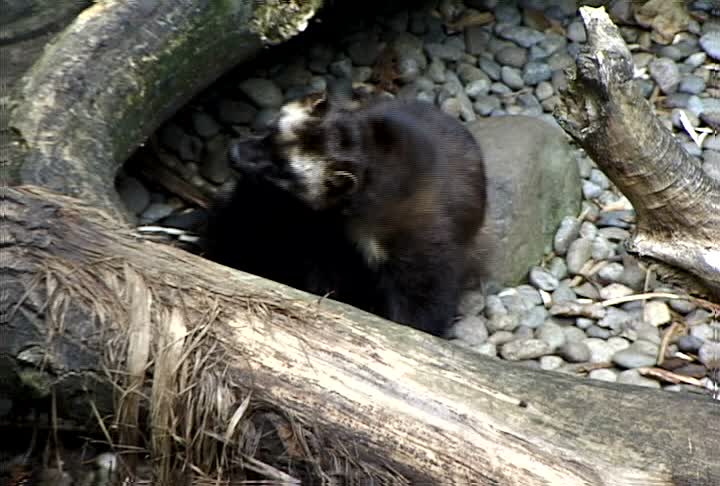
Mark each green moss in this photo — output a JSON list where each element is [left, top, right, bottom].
[[250, 0, 323, 45]]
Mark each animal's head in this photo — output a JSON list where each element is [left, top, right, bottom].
[[228, 80, 391, 210]]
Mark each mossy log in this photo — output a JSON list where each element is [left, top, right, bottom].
[[555, 7, 720, 299], [6, 0, 322, 222], [2, 185, 718, 485]]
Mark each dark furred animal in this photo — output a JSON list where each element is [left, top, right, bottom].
[[204, 84, 487, 337]]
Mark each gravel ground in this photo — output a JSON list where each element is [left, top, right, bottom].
[[119, 0, 720, 399]]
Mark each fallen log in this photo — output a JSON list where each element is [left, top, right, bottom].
[[555, 6, 720, 299], [6, 0, 323, 222], [2, 185, 718, 485]]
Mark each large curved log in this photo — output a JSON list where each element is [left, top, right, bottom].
[[2, 186, 718, 485], [555, 6, 720, 299], [6, 0, 323, 222]]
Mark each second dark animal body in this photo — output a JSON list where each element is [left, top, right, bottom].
[[204, 85, 487, 337]]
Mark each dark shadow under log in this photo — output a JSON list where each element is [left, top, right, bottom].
[[1, 185, 718, 485], [555, 6, 720, 299]]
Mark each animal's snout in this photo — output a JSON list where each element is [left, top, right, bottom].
[[228, 137, 271, 173]]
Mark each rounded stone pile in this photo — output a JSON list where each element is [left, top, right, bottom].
[[118, 0, 720, 398]]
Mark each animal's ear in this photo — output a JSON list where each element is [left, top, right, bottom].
[[327, 170, 359, 197]]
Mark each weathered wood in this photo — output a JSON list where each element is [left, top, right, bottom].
[[555, 6, 720, 299], [2, 185, 718, 485], [6, 0, 323, 222]]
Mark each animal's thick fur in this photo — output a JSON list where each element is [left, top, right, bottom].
[[204, 83, 487, 337]]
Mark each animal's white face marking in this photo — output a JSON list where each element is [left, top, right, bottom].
[[277, 101, 311, 143], [282, 145, 330, 209]]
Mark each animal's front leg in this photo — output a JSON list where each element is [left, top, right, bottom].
[[377, 258, 462, 337]]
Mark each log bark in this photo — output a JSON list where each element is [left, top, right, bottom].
[[2, 185, 719, 485], [555, 6, 720, 299], [6, 0, 323, 223]]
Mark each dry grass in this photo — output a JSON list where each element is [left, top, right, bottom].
[[33, 253, 408, 485]]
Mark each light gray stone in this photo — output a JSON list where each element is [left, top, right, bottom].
[[467, 116, 581, 287], [500, 339, 552, 360]]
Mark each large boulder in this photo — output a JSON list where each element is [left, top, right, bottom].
[[468, 115, 582, 288]]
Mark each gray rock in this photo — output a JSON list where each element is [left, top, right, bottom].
[[566, 238, 593, 275], [668, 298, 697, 314], [584, 338, 616, 363], [679, 75, 706, 94], [558, 341, 592, 363], [686, 309, 712, 326], [630, 340, 660, 356], [535, 81, 554, 100], [699, 31, 720, 60], [563, 326, 587, 343], [458, 289, 486, 317], [488, 313, 520, 333], [529, 266, 559, 291], [574, 283, 601, 301], [494, 4, 521, 25], [238, 78, 283, 108], [598, 307, 633, 331], [274, 62, 313, 89], [537, 321, 566, 350], [540, 355, 565, 370], [586, 325, 611, 339], [589, 369, 618, 382], [217, 100, 256, 125], [599, 283, 634, 300], [191, 111, 221, 138], [704, 135, 720, 151], [523, 61, 552, 85], [465, 26, 491, 56], [487, 330, 515, 345], [495, 46, 528, 68], [484, 295, 507, 319], [252, 109, 279, 131], [567, 20, 587, 43], [466, 78, 491, 98], [575, 317, 594, 330], [617, 370, 661, 388], [501, 66, 525, 89], [690, 323, 716, 341], [473, 95, 501, 115], [467, 116, 581, 287], [522, 305, 548, 329], [551, 282, 576, 304], [479, 56, 502, 80], [200, 135, 231, 184], [554, 216, 581, 255], [582, 180, 603, 199], [458, 63, 489, 84], [649, 58, 681, 94], [698, 342, 720, 368], [427, 57, 446, 83], [591, 236, 613, 261], [597, 262, 624, 284], [473, 342, 497, 357], [178, 134, 203, 162], [685, 51, 707, 67], [497, 25, 545, 48], [612, 349, 656, 369], [548, 257, 568, 280], [516, 285, 543, 306], [490, 82, 512, 95], [643, 301, 672, 327], [452, 315, 489, 345], [117, 176, 150, 215], [425, 42, 463, 61], [347, 39, 381, 66], [500, 339, 552, 360], [579, 221, 598, 240], [514, 325, 535, 340]]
